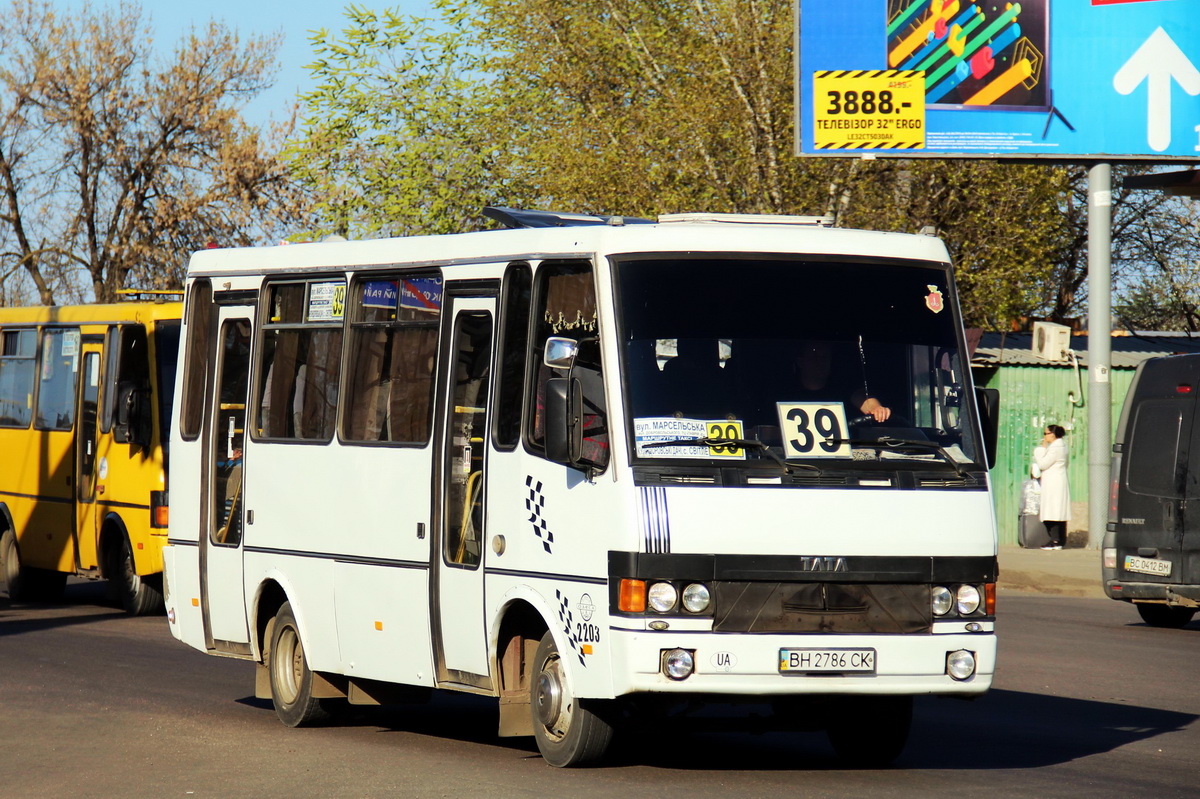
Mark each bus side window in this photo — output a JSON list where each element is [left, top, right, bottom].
[[0, 329, 36, 428], [342, 274, 441, 444], [493, 262, 531, 450], [528, 260, 608, 470], [180, 279, 212, 441], [35, 328, 81, 431], [256, 279, 344, 442], [106, 325, 151, 447]]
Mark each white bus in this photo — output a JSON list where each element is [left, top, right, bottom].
[[163, 208, 999, 767]]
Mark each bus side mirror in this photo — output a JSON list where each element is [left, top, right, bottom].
[[545, 377, 583, 466], [544, 336, 578, 369], [975, 387, 1000, 470], [115, 381, 151, 449]]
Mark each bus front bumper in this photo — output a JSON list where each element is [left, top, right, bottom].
[[605, 627, 995, 698]]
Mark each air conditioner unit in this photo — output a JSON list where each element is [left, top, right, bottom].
[[1032, 321, 1072, 362]]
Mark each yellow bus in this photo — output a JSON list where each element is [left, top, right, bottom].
[[0, 298, 181, 614]]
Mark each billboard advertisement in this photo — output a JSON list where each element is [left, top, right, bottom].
[[796, 0, 1200, 159]]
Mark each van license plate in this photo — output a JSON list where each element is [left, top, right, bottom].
[[779, 648, 876, 674], [1125, 555, 1172, 577]]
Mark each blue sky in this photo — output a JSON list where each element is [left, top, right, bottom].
[[62, 1, 434, 126]]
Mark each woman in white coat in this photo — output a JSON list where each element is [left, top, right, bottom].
[[1032, 425, 1070, 550]]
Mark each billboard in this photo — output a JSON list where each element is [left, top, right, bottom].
[[796, 0, 1200, 159]]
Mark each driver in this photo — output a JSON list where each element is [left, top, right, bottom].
[[792, 341, 891, 423]]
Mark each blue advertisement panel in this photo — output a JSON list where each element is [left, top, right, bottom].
[[796, 0, 1200, 159]]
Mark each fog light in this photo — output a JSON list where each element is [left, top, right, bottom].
[[946, 649, 976, 681], [662, 648, 695, 680], [931, 585, 952, 616], [682, 583, 711, 613], [648, 582, 678, 613], [956, 584, 981, 615], [1103, 548, 1117, 570]]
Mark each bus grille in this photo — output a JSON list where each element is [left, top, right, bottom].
[[712, 582, 931, 634]]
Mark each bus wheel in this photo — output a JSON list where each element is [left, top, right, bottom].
[[1, 529, 27, 599], [826, 696, 911, 768], [530, 631, 613, 767], [1, 529, 65, 601], [1136, 603, 1196, 629], [114, 534, 163, 616], [267, 601, 329, 727]]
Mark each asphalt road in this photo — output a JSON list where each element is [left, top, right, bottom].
[[1, 581, 1197, 798]]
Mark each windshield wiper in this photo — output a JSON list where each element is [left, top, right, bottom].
[[642, 437, 821, 474], [830, 436, 967, 477]]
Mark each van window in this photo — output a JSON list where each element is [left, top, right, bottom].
[[36, 329, 81, 430], [341, 274, 441, 444], [0, 329, 36, 428], [256, 279, 345, 441], [1127, 400, 1186, 497], [528, 259, 608, 469], [494, 263, 531, 449], [180, 279, 212, 440]]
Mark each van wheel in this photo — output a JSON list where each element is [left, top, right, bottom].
[[1136, 603, 1196, 628], [530, 631, 613, 767], [114, 533, 163, 616], [1, 529, 66, 601], [826, 696, 912, 767], [267, 601, 330, 727], [1, 529, 27, 599]]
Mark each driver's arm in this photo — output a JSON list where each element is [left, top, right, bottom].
[[859, 396, 891, 422]]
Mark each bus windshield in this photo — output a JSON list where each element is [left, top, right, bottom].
[[615, 255, 983, 471]]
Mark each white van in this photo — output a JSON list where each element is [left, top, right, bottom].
[[162, 208, 999, 767]]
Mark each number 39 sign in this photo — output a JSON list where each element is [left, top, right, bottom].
[[777, 402, 850, 459]]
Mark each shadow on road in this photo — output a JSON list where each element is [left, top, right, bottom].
[[0, 579, 127, 636], [227, 686, 1196, 772]]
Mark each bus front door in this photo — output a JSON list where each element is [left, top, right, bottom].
[[432, 295, 495, 685], [202, 311, 253, 650], [74, 344, 103, 572]]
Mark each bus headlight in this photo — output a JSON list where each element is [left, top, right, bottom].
[[956, 585, 982, 615], [647, 582, 678, 613], [931, 586, 953, 616], [661, 648, 695, 680], [682, 583, 711, 613], [946, 649, 976, 681]]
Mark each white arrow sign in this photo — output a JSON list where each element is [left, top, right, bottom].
[[1113, 27, 1200, 152], [1108, 27, 1200, 152]]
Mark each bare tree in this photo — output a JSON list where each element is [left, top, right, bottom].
[[0, 0, 310, 305]]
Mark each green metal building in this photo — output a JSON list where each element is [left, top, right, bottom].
[[972, 331, 1200, 547]]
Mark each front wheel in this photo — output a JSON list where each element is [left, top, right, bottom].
[[1136, 603, 1196, 629], [826, 695, 912, 767], [530, 631, 613, 767], [267, 601, 330, 727]]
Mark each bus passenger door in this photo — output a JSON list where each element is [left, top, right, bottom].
[[202, 310, 253, 649], [74, 344, 103, 571], [432, 294, 495, 685]]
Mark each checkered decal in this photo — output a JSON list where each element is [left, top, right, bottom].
[[556, 589, 587, 666], [525, 475, 554, 554]]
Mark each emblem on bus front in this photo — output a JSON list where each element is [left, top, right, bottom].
[[925, 285, 944, 314], [799, 556, 848, 572]]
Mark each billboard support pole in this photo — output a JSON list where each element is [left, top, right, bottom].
[[1087, 162, 1112, 550]]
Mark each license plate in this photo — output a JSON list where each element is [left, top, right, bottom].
[[779, 648, 876, 674], [1125, 555, 1172, 577]]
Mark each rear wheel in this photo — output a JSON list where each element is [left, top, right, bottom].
[[113, 533, 163, 616], [1, 528, 66, 601], [826, 696, 912, 767], [267, 601, 330, 727], [530, 631, 613, 767], [1136, 603, 1196, 629], [1, 528, 25, 598]]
